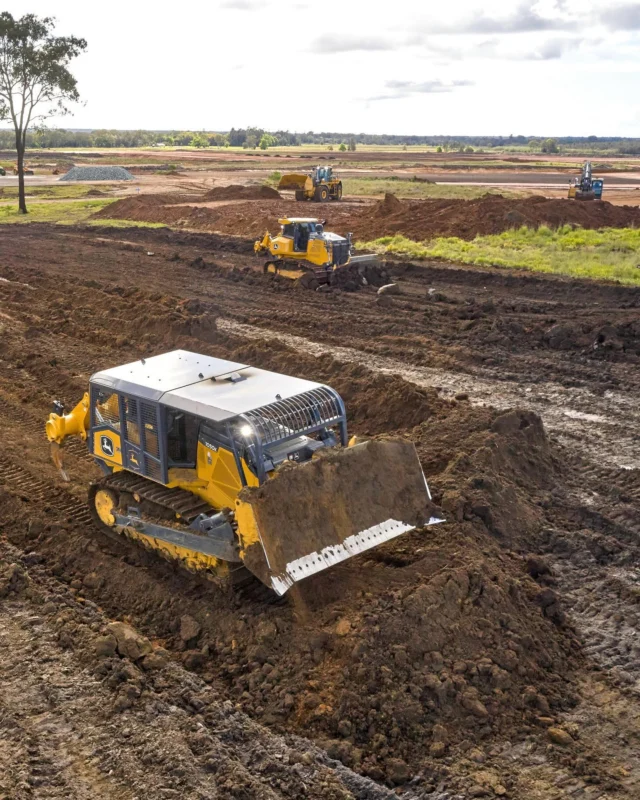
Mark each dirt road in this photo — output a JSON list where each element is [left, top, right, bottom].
[[1, 223, 639, 798]]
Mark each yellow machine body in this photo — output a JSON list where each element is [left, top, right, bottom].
[[254, 218, 353, 286], [45, 350, 442, 594], [278, 166, 342, 202]]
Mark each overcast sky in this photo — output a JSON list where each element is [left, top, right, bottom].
[[4, 0, 640, 135]]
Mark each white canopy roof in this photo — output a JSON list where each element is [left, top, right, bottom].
[[91, 350, 324, 421]]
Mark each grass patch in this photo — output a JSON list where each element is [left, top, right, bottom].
[[0, 197, 167, 228], [343, 177, 516, 200], [0, 199, 115, 224], [0, 184, 113, 200], [359, 225, 640, 285]]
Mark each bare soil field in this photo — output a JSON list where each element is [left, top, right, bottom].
[[1, 223, 640, 798], [96, 191, 640, 241], [3, 147, 640, 205]]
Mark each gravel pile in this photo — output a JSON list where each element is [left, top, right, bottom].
[[60, 166, 135, 181]]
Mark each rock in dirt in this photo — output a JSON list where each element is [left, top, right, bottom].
[[548, 727, 574, 746], [95, 634, 118, 658], [386, 757, 411, 785], [377, 283, 401, 296], [107, 621, 153, 661], [179, 614, 201, 643], [0, 562, 28, 597]]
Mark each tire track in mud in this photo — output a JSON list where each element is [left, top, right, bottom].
[[218, 319, 640, 471]]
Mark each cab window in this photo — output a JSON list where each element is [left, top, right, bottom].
[[93, 389, 121, 429], [166, 408, 199, 466]]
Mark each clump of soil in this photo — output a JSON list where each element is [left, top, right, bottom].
[[203, 184, 281, 200], [375, 192, 404, 216]]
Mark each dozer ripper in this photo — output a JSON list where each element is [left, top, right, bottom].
[[46, 350, 443, 595], [254, 217, 380, 289], [278, 166, 342, 202]]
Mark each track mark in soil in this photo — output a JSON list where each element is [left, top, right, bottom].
[[218, 319, 640, 470], [0, 456, 93, 525]]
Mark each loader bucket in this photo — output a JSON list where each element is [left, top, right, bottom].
[[277, 173, 312, 192], [235, 438, 443, 595]]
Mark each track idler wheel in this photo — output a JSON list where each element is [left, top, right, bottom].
[[88, 482, 122, 543]]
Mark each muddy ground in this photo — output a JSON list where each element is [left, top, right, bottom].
[[1, 223, 639, 798]]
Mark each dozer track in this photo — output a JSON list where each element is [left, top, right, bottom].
[[100, 470, 213, 523], [90, 472, 274, 598]]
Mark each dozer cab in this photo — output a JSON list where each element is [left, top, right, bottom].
[[46, 350, 442, 596], [278, 166, 342, 202], [255, 217, 355, 289]]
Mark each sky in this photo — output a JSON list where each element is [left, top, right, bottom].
[[4, 0, 640, 136]]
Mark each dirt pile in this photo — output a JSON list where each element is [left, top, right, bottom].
[[96, 193, 640, 242], [375, 192, 404, 216], [203, 184, 281, 200], [356, 194, 640, 241]]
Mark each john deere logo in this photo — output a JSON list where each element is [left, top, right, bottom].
[[100, 436, 114, 457]]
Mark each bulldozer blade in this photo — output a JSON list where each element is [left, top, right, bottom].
[[235, 438, 443, 595], [50, 442, 70, 482]]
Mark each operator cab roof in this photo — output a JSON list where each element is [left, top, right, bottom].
[[90, 349, 328, 422]]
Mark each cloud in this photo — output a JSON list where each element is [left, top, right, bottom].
[[600, 4, 640, 30], [522, 36, 584, 59], [310, 34, 395, 53], [220, 0, 266, 9], [427, 2, 575, 35], [368, 79, 473, 101]]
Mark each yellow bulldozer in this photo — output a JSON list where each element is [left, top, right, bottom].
[[46, 350, 442, 595], [254, 217, 382, 289], [278, 166, 342, 202]]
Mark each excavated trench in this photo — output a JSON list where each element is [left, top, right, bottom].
[[0, 224, 639, 798]]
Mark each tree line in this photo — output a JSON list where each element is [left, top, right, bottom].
[[1, 126, 640, 154]]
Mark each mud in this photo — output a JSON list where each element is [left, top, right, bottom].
[[96, 192, 640, 242], [1, 223, 640, 797]]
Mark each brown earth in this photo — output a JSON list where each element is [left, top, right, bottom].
[[202, 184, 281, 200], [0, 223, 639, 798], [95, 192, 640, 241]]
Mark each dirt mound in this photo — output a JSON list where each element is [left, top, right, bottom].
[[97, 193, 640, 243], [203, 184, 281, 201], [375, 192, 404, 216], [358, 194, 640, 241]]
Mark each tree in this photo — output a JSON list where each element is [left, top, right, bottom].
[[541, 138, 559, 154], [339, 142, 347, 152], [348, 136, 356, 152], [0, 14, 86, 213], [189, 133, 208, 148], [436, 145, 443, 153], [259, 133, 276, 150]]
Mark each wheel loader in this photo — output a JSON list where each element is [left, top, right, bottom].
[[46, 350, 442, 595], [278, 166, 342, 202], [254, 217, 381, 289]]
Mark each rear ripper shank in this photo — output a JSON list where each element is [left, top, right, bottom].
[[46, 350, 443, 595]]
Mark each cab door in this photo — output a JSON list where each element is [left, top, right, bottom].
[[121, 395, 143, 474], [120, 395, 165, 482]]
